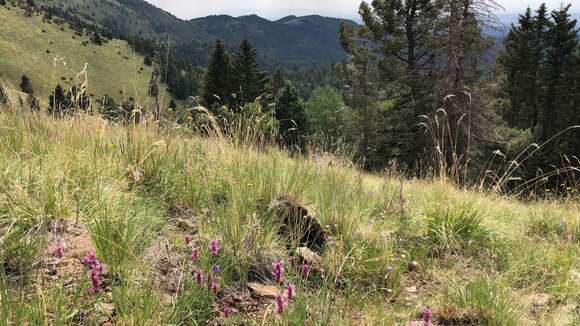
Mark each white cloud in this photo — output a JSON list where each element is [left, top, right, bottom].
[[144, 0, 578, 19]]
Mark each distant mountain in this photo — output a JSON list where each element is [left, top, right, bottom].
[[34, 0, 355, 67], [189, 14, 356, 67]]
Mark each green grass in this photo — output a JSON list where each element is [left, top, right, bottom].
[[0, 106, 577, 325], [0, 3, 157, 103]]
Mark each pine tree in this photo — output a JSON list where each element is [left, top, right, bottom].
[[231, 39, 268, 108], [19, 75, 34, 95], [538, 4, 578, 144], [169, 99, 177, 110], [274, 84, 307, 150], [202, 39, 234, 109], [270, 69, 285, 96], [48, 84, 71, 116], [499, 8, 544, 129]]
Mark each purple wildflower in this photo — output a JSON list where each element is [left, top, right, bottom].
[[223, 307, 232, 318], [80, 251, 98, 267], [286, 283, 295, 300], [275, 294, 285, 314], [54, 241, 64, 259], [191, 246, 199, 262], [212, 265, 221, 274], [423, 307, 432, 326], [289, 256, 297, 269], [387, 265, 394, 273], [185, 235, 192, 245], [88, 266, 102, 294], [272, 259, 284, 284], [300, 262, 311, 279], [210, 282, 220, 294], [209, 239, 219, 257], [193, 269, 204, 284]]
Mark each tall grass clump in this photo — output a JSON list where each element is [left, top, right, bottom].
[[425, 203, 506, 266], [440, 277, 518, 326]]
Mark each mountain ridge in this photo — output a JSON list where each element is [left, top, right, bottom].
[[34, 0, 356, 67]]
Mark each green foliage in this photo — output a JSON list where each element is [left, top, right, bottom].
[[19, 75, 33, 95], [304, 86, 346, 144], [47, 84, 71, 116], [231, 39, 268, 107], [275, 84, 308, 150], [202, 39, 234, 109]]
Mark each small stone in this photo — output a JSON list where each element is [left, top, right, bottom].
[[176, 218, 196, 231], [248, 282, 279, 299], [296, 247, 322, 265], [405, 286, 418, 294], [407, 260, 420, 271]]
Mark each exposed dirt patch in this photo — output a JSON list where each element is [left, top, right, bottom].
[[142, 235, 184, 297], [212, 284, 273, 322], [41, 221, 95, 283]]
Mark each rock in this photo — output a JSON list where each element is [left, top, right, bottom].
[[407, 260, 420, 271], [296, 247, 322, 265], [176, 218, 196, 231], [405, 286, 418, 294], [270, 195, 326, 252], [247, 282, 279, 299]]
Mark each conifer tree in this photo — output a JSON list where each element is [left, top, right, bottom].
[[48, 84, 71, 116], [270, 69, 285, 96], [537, 4, 578, 145], [202, 39, 233, 109], [274, 84, 307, 150], [231, 39, 267, 108], [19, 75, 34, 95], [500, 8, 543, 129]]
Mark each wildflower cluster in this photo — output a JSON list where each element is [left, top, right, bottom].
[[187, 239, 222, 296], [81, 251, 105, 294], [272, 256, 307, 315], [54, 240, 65, 259]]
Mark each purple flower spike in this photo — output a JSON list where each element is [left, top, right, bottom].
[[191, 246, 199, 262], [210, 282, 220, 294], [275, 294, 285, 314], [286, 283, 295, 300], [387, 265, 394, 273], [212, 265, 221, 274], [300, 262, 311, 279], [209, 239, 219, 257], [54, 241, 64, 259], [289, 256, 297, 269], [272, 259, 284, 284], [223, 307, 232, 318], [185, 235, 192, 245], [80, 251, 98, 267], [423, 307, 432, 326], [193, 269, 204, 284]]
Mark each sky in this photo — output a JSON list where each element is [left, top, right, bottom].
[[144, 0, 578, 20]]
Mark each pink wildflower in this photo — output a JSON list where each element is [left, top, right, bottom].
[[286, 283, 295, 300], [89, 266, 102, 294], [300, 262, 311, 279], [193, 269, 204, 284], [423, 307, 432, 326], [275, 294, 285, 314], [209, 239, 219, 257], [54, 241, 64, 258], [185, 235, 192, 245], [272, 259, 284, 284], [289, 256, 297, 269], [223, 307, 232, 318], [80, 251, 98, 267], [191, 246, 199, 262], [210, 282, 220, 293]]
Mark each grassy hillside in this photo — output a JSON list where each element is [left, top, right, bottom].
[[0, 3, 155, 103], [0, 108, 578, 325]]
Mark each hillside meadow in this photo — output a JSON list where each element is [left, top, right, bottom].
[[0, 105, 577, 325], [0, 4, 155, 103]]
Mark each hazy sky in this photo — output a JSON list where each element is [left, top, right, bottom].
[[145, 0, 578, 20]]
